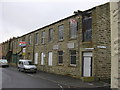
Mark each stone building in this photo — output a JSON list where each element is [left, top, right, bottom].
[[0, 44, 2, 59], [2, 41, 10, 59], [2, 37, 17, 63], [2, 2, 111, 81]]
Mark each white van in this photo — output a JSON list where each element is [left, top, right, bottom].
[[18, 59, 37, 73]]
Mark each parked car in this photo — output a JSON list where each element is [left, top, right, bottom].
[[0, 59, 9, 67], [18, 59, 37, 73]]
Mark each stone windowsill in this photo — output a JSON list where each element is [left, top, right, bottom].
[[57, 64, 64, 66], [69, 64, 77, 67]]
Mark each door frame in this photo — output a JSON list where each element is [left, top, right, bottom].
[[82, 52, 93, 77]]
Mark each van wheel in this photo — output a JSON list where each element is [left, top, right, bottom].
[[18, 67, 20, 71], [24, 69, 26, 73], [21, 68, 24, 72]]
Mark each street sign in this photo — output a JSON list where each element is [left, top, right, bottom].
[[97, 46, 106, 49], [19, 41, 26, 47]]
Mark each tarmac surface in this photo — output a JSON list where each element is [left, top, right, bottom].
[[2, 66, 111, 90]]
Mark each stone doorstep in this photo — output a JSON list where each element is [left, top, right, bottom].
[[81, 77, 95, 82], [114, 77, 120, 79]]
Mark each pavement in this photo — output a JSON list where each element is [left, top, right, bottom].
[[9, 66, 110, 89]]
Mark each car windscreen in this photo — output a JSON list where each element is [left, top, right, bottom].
[[0, 60, 8, 63]]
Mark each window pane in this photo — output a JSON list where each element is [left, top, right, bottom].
[[86, 29, 92, 41], [82, 17, 92, 41], [70, 50, 76, 64], [58, 25, 64, 40], [58, 51, 63, 55], [35, 33, 38, 44], [70, 19, 77, 38], [49, 28, 53, 41], [58, 51, 63, 64], [58, 56, 63, 64], [41, 31, 45, 44], [71, 56, 76, 64], [28, 35, 31, 45]]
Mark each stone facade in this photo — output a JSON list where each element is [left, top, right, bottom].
[[2, 3, 111, 81], [2, 41, 10, 59], [93, 3, 111, 80], [110, 1, 120, 89]]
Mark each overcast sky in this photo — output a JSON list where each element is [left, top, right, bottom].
[[0, 0, 109, 43]]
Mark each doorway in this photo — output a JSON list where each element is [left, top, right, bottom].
[[82, 52, 92, 77]]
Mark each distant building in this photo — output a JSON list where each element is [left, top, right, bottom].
[[2, 2, 111, 81], [0, 44, 2, 59]]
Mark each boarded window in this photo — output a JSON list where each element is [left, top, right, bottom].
[[58, 25, 64, 40], [70, 50, 76, 64], [48, 52, 53, 66], [82, 16, 92, 42], [70, 19, 77, 39], [58, 51, 63, 64], [34, 53, 38, 64], [41, 52, 44, 65]]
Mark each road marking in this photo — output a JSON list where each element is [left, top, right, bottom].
[[88, 83, 94, 85], [27, 74, 34, 77], [58, 84, 64, 90], [27, 74, 65, 89]]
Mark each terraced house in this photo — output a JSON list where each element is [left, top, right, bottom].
[[2, 2, 111, 81]]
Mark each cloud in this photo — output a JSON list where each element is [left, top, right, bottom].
[[1, 0, 109, 3], [0, 0, 109, 43]]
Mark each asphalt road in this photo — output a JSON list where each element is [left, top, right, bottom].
[[2, 67, 61, 88], [1, 67, 111, 90]]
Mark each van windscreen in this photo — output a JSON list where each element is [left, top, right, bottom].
[[24, 61, 34, 65]]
